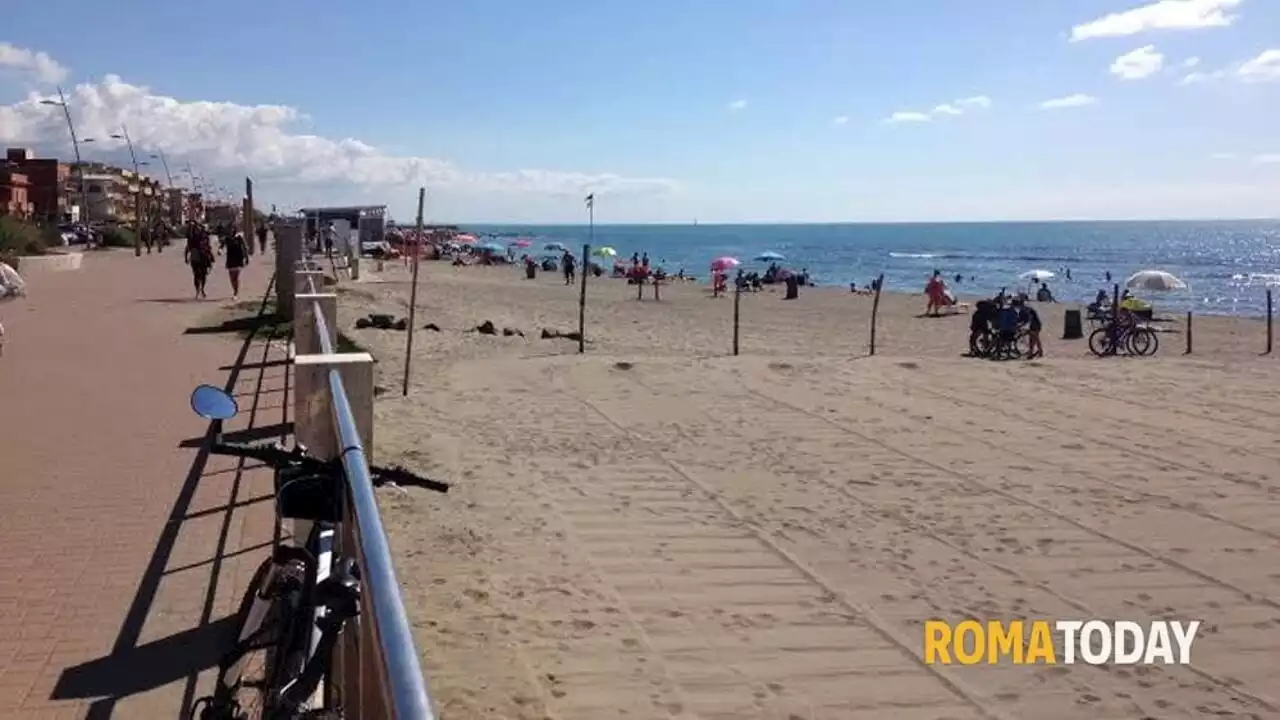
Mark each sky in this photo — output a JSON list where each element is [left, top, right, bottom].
[[0, 0, 1277, 223]]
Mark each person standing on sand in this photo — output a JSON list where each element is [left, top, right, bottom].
[[562, 250, 577, 286], [224, 232, 249, 301]]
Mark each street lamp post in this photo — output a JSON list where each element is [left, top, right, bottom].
[[38, 86, 88, 226], [110, 126, 144, 255]]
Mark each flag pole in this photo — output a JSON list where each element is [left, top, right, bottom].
[[402, 187, 426, 396]]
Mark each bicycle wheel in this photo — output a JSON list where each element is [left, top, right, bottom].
[[206, 559, 301, 719], [1016, 332, 1034, 358], [1127, 327, 1159, 356], [1088, 328, 1118, 357]]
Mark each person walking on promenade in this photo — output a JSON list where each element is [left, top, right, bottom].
[[256, 222, 269, 254], [184, 225, 214, 299], [224, 231, 250, 301]]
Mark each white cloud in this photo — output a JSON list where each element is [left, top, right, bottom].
[[832, 115, 849, 125], [884, 111, 932, 124], [1180, 69, 1226, 83], [956, 95, 992, 109], [1238, 49, 1280, 82], [0, 42, 68, 85], [1255, 153, 1280, 164], [1070, 0, 1242, 41], [884, 95, 990, 124], [1038, 94, 1099, 109], [1110, 45, 1165, 79], [0, 45, 677, 202], [1183, 56, 1201, 68], [727, 99, 747, 111]]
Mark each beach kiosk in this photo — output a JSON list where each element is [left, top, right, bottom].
[[299, 204, 387, 256]]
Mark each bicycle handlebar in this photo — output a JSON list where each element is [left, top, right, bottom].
[[208, 441, 450, 494]]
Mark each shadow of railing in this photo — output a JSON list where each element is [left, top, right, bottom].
[[52, 276, 286, 719]]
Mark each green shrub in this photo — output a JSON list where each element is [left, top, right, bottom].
[[100, 226, 137, 248], [0, 216, 46, 257]]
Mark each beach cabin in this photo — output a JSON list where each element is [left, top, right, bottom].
[[299, 204, 387, 256]]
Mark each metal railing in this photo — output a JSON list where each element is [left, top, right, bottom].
[[300, 265, 435, 719]]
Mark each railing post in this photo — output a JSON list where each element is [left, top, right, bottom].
[[275, 225, 302, 318], [293, 352, 375, 461], [294, 292, 337, 357]]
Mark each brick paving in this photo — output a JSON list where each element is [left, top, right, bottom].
[[0, 248, 284, 719]]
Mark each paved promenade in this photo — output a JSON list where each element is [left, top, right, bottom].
[[0, 248, 283, 718]]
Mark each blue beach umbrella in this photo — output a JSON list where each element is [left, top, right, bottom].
[[476, 242, 506, 253], [544, 241, 568, 253], [755, 251, 786, 262]]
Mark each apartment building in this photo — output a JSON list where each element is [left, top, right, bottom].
[[0, 169, 32, 219], [5, 148, 73, 223]]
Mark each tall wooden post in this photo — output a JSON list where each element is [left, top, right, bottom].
[[578, 243, 590, 354], [732, 272, 742, 356], [868, 274, 885, 356], [402, 188, 425, 396], [1267, 289, 1274, 355], [243, 177, 255, 255]]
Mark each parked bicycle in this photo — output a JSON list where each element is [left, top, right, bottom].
[[187, 384, 448, 720], [1087, 308, 1159, 357]]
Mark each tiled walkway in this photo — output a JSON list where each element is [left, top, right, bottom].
[[0, 248, 282, 718]]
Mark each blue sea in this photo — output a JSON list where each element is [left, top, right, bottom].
[[465, 221, 1280, 317]]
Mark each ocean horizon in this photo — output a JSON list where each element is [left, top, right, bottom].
[[458, 220, 1280, 317]]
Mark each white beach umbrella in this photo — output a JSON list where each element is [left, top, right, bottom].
[[1125, 270, 1187, 292], [1019, 269, 1055, 281]]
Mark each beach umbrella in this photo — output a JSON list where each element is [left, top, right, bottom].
[[710, 256, 740, 272], [593, 246, 617, 258], [544, 242, 567, 252], [509, 238, 532, 248], [755, 251, 786, 262], [455, 233, 477, 244], [0, 262, 25, 303], [1019, 269, 1055, 281], [476, 242, 506, 253], [1126, 270, 1187, 291]]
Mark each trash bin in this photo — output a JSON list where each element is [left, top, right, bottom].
[[1063, 309, 1083, 340]]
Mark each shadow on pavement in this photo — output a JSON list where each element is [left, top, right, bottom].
[[184, 312, 286, 336], [52, 616, 238, 701], [53, 275, 287, 719]]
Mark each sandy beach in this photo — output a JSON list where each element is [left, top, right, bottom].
[[340, 260, 1280, 719]]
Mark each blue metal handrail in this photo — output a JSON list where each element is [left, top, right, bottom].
[[303, 268, 434, 719]]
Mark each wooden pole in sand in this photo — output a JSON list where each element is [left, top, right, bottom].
[[868, 273, 885, 356], [1267, 289, 1274, 355], [578, 242, 589, 354], [401, 187, 425, 396], [732, 270, 742, 356], [1185, 311, 1192, 355]]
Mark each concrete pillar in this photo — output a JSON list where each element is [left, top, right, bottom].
[[293, 352, 375, 462], [293, 292, 337, 357], [348, 245, 361, 281], [275, 225, 302, 318]]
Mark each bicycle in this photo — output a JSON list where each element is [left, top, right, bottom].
[[187, 384, 449, 720], [1087, 310, 1159, 357]]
